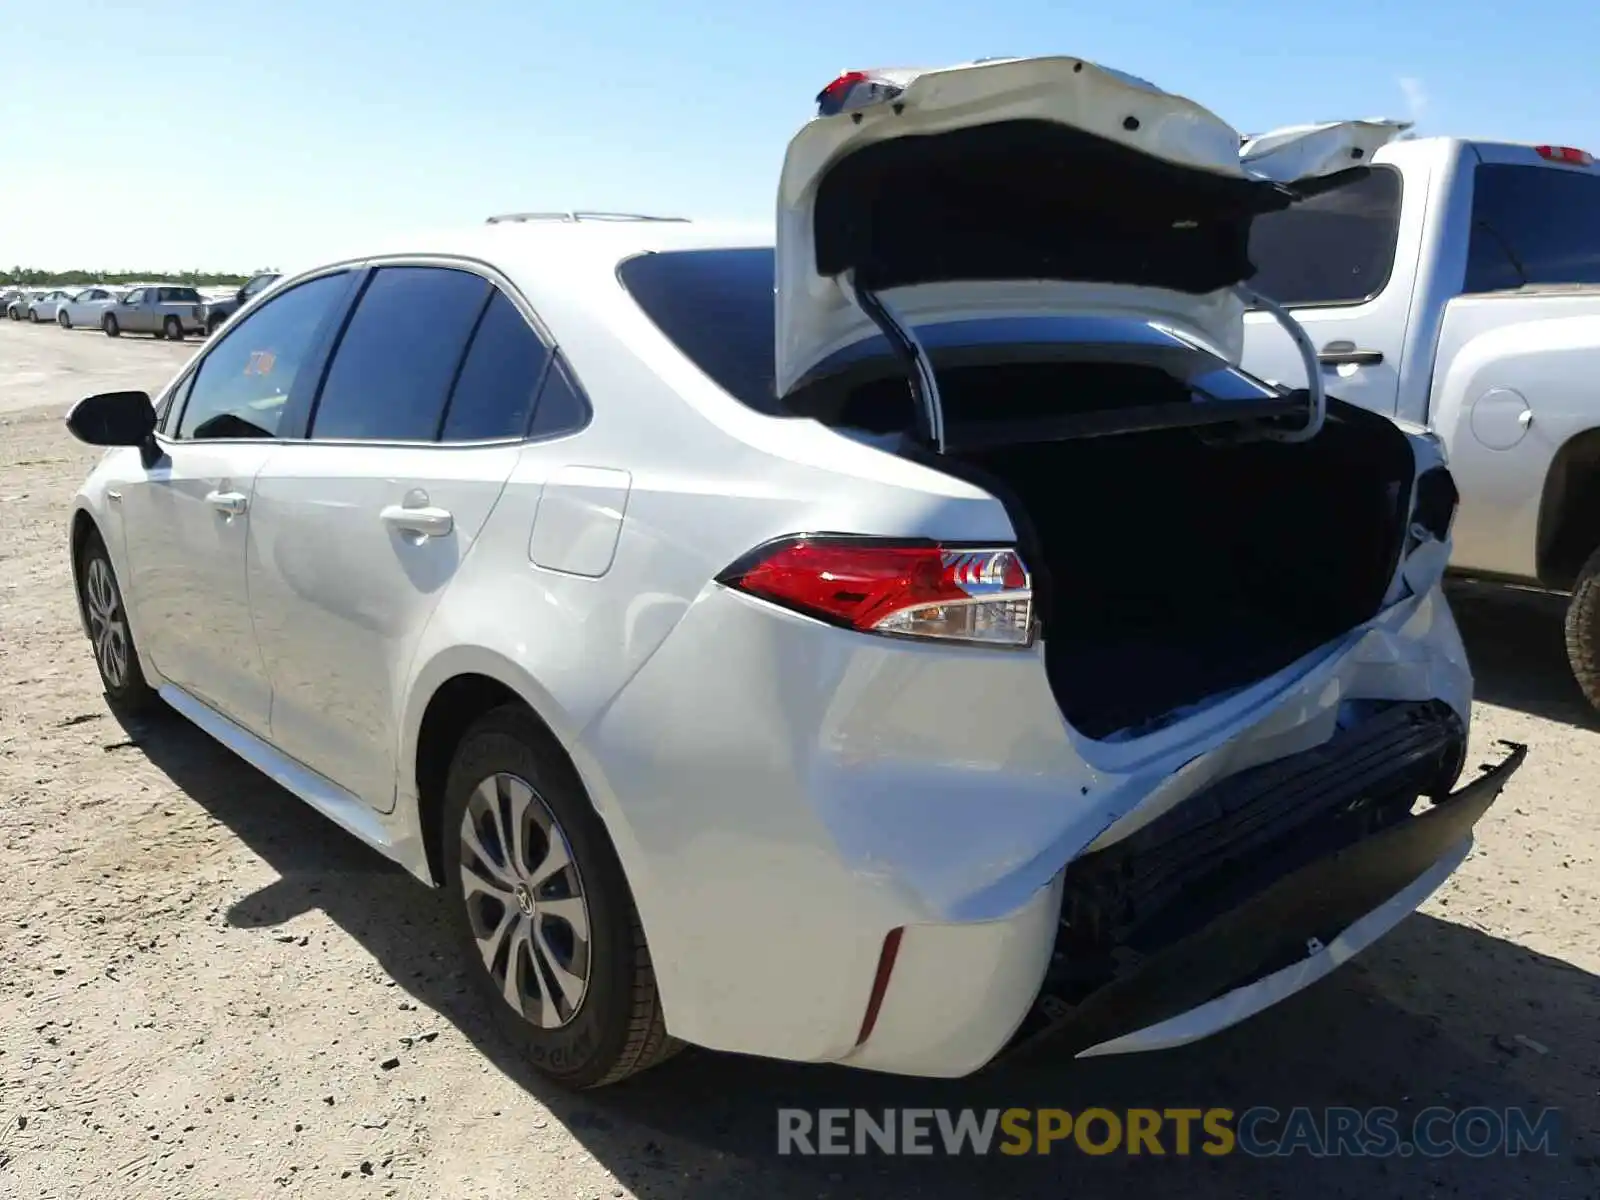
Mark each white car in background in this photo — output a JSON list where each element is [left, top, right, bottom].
[[62, 57, 1524, 1090], [22, 288, 73, 322], [58, 285, 128, 329]]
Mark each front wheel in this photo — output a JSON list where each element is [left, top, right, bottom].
[[1564, 546, 1600, 714], [58, 309, 71, 329], [77, 532, 158, 716], [28, 309, 39, 323], [103, 314, 120, 337], [441, 706, 681, 1089]]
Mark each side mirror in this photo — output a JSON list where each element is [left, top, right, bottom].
[[65, 390, 157, 447]]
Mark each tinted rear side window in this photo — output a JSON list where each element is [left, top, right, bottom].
[[617, 248, 780, 413], [311, 266, 491, 441], [1245, 167, 1403, 306], [440, 290, 549, 441], [1465, 163, 1600, 293]]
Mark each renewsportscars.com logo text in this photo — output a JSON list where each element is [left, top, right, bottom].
[[776, 1106, 1563, 1159]]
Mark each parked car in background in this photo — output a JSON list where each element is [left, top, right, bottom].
[[0, 287, 24, 314], [1240, 134, 1600, 712], [201, 271, 282, 334], [101, 285, 207, 339], [7, 288, 49, 320], [61, 59, 1522, 1092], [25, 289, 75, 323], [58, 286, 127, 329]]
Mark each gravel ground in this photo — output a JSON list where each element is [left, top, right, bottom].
[[1, 320, 1597, 1199]]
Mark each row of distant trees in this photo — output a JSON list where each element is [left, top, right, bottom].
[[3, 267, 273, 287]]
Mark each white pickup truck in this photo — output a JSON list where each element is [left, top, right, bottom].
[[1240, 134, 1600, 712]]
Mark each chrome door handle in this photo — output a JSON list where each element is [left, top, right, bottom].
[[1318, 341, 1384, 366], [380, 504, 453, 538], [206, 490, 248, 516]]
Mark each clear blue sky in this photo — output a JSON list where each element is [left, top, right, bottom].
[[2, 0, 1597, 273]]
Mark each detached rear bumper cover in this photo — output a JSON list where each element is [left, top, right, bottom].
[[1009, 736, 1527, 1060]]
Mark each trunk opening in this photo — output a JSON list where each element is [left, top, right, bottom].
[[801, 359, 1414, 740]]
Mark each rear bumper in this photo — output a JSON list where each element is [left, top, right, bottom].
[[1013, 736, 1525, 1060]]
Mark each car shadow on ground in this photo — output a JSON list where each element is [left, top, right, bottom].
[[1448, 579, 1600, 732], [116, 712, 1599, 1199]]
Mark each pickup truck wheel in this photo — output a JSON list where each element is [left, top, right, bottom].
[[1565, 546, 1600, 713], [206, 312, 225, 335], [103, 314, 120, 337], [162, 316, 183, 340]]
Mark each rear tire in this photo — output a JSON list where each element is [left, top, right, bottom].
[[76, 531, 159, 718], [103, 314, 120, 337], [1564, 546, 1600, 714], [440, 705, 681, 1089], [162, 315, 182, 340], [207, 313, 225, 336]]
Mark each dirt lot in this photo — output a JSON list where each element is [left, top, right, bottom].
[[1, 319, 1597, 1199]]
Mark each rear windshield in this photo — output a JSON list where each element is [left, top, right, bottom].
[[1465, 163, 1600, 292], [1245, 166, 1404, 307], [617, 248, 1279, 417], [618, 248, 782, 413]]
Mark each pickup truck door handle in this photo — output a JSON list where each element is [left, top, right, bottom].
[[1318, 341, 1385, 367], [380, 504, 454, 538], [205, 490, 248, 516]]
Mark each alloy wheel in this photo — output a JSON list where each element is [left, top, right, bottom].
[[84, 556, 130, 690], [458, 772, 592, 1029]]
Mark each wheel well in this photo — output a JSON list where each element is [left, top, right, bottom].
[[413, 673, 577, 885], [69, 510, 100, 628], [1536, 429, 1600, 589]]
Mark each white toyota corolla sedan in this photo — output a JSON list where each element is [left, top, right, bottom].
[[64, 57, 1525, 1089]]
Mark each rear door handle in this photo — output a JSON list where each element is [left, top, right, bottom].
[[205, 490, 248, 516], [1318, 341, 1384, 366], [380, 504, 454, 538]]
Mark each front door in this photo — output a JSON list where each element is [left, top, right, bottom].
[[117, 268, 362, 731], [119, 439, 276, 731]]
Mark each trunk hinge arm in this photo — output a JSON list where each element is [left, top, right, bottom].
[[844, 271, 947, 452], [1235, 284, 1326, 443]]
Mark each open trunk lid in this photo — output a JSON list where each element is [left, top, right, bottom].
[[775, 56, 1410, 443]]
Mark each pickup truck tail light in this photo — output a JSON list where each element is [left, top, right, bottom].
[[717, 535, 1034, 647], [1535, 145, 1593, 167]]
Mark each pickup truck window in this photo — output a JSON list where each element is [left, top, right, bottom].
[[1465, 164, 1600, 293], [1244, 166, 1403, 307]]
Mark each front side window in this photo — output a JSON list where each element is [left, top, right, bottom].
[[123, 290, 143, 305], [1465, 163, 1600, 293], [1245, 166, 1404, 307], [174, 272, 352, 440], [309, 265, 491, 441]]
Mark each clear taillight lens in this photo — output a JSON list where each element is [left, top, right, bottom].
[[717, 536, 1034, 647]]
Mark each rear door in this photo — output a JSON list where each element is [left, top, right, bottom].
[[1239, 160, 1416, 416], [247, 262, 550, 810]]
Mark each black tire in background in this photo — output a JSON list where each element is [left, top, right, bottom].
[[440, 705, 681, 1089], [1564, 545, 1600, 715]]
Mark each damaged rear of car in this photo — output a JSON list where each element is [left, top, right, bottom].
[[599, 56, 1524, 1076]]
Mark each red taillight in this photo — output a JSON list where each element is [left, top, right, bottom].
[[819, 70, 870, 106], [1536, 144, 1593, 167], [717, 536, 1034, 647]]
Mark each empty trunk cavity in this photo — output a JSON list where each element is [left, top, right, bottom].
[[814, 360, 1415, 741]]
